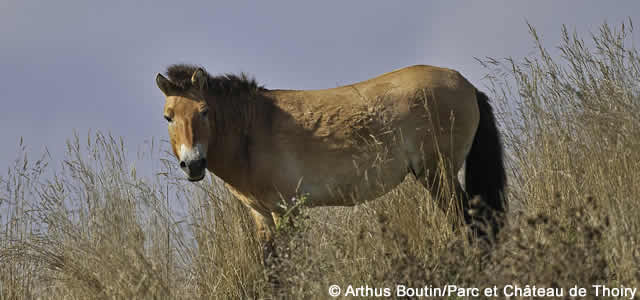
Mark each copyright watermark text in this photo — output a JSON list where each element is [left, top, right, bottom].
[[327, 284, 637, 298]]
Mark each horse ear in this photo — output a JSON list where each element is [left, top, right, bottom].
[[191, 68, 208, 91], [156, 73, 174, 96]]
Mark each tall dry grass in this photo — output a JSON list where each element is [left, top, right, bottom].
[[1, 20, 639, 299]]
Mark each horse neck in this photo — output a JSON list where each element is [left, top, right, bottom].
[[207, 131, 249, 187], [205, 92, 265, 187]]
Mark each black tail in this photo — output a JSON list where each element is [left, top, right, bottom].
[[465, 91, 507, 218]]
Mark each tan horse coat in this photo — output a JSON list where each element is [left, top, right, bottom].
[[156, 64, 506, 243]]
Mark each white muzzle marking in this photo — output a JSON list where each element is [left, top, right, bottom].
[[179, 143, 206, 162]]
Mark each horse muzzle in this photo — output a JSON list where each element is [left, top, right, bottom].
[[180, 158, 207, 181]]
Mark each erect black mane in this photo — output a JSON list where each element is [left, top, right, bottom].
[[165, 64, 264, 95]]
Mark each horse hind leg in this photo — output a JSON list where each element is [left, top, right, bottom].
[[417, 167, 499, 243], [414, 166, 471, 228]]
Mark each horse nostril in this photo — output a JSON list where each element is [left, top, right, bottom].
[[179, 161, 187, 169]]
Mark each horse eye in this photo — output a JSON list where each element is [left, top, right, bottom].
[[201, 109, 209, 117], [164, 115, 172, 122]]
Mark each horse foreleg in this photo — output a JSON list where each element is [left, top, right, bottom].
[[250, 208, 287, 290], [249, 209, 276, 263]]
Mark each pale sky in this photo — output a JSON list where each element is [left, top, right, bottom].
[[1, 1, 638, 175]]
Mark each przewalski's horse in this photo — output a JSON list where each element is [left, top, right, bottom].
[[156, 64, 506, 245]]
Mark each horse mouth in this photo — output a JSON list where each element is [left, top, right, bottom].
[[187, 174, 206, 182]]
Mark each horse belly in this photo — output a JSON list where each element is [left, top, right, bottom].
[[303, 160, 408, 207]]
